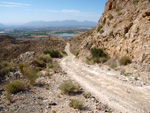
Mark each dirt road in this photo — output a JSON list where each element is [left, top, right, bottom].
[[60, 43, 150, 113]]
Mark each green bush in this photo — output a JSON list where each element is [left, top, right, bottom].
[[52, 110, 56, 113], [83, 92, 91, 99], [44, 50, 63, 58], [32, 58, 46, 67], [120, 56, 131, 65], [39, 55, 52, 63], [90, 48, 108, 63], [59, 81, 79, 94], [23, 67, 38, 85], [108, 14, 113, 20], [6, 80, 25, 94], [0, 61, 15, 76], [100, 29, 104, 34], [69, 99, 83, 109], [97, 25, 103, 33], [133, 0, 139, 3], [47, 64, 53, 68], [62, 51, 68, 56], [117, 11, 123, 16], [113, 24, 117, 28], [91, 48, 107, 58], [18, 63, 26, 73], [32, 55, 52, 68]]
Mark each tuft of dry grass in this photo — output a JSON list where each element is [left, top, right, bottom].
[[59, 81, 79, 95], [6, 80, 25, 94], [69, 99, 83, 109], [120, 55, 131, 65], [23, 67, 38, 85]]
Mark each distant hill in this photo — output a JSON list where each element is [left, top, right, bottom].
[[24, 20, 97, 28], [0, 23, 4, 28]]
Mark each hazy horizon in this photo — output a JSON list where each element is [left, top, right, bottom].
[[2, 20, 97, 26], [0, 0, 107, 24]]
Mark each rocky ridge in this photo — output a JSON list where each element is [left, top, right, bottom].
[[73, 0, 150, 63]]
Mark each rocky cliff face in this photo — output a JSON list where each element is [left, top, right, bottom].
[[75, 0, 150, 63]]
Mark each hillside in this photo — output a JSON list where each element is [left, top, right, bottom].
[[0, 35, 113, 113], [71, 0, 150, 63], [0, 35, 66, 62]]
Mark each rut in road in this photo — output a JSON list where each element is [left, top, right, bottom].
[[59, 43, 150, 113]]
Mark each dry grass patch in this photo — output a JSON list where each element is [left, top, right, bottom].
[[0, 61, 15, 77], [59, 81, 79, 95], [23, 67, 38, 85], [6, 80, 25, 94], [69, 99, 83, 109], [44, 50, 63, 58], [120, 55, 131, 65]]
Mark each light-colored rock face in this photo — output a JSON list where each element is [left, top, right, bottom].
[[78, 0, 150, 63]]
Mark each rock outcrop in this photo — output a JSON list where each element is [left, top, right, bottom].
[[74, 0, 150, 63]]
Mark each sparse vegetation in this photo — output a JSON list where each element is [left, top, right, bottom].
[[133, 0, 139, 4], [120, 69, 131, 76], [39, 55, 52, 63], [106, 58, 118, 69], [44, 50, 63, 58], [5, 91, 13, 103], [61, 51, 68, 56], [120, 55, 131, 65], [124, 73, 131, 76], [37, 72, 43, 76], [113, 24, 117, 28], [45, 70, 53, 78], [59, 81, 79, 94], [117, 11, 123, 16], [0, 61, 15, 77], [87, 48, 109, 64], [100, 29, 104, 34], [6, 80, 25, 94], [47, 64, 53, 68], [91, 48, 107, 58], [57, 94, 61, 98], [134, 76, 138, 80], [116, 6, 122, 12], [52, 110, 56, 113], [108, 14, 113, 20], [69, 99, 83, 109], [83, 92, 91, 99], [97, 25, 103, 33], [113, 4, 116, 9], [32, 55, 51, 68], [32, 58, 46, 67], [18, 63, 26, 73], [23, 67, 38, 85], [45, 85, 49, 90], [120, 69, 126, 75]]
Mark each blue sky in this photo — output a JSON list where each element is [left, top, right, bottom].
[[0, 0, 107, 24]]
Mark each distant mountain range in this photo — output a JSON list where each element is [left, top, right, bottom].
[[0, 23, 4, 28], [24, 20, 97, 27]]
